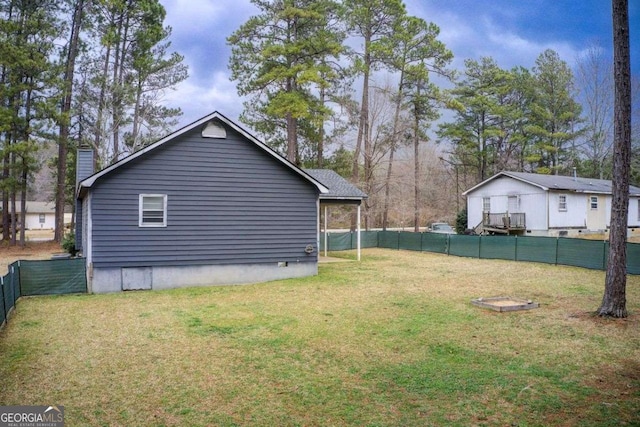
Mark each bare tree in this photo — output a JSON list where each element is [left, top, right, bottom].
[[575, 43, 614, 179], [599, 0, 631, 318]]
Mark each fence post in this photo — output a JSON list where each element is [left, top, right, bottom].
[[555, 237, 559, 265], [1, 275, 6, 325], [515, 235, 518, 261]]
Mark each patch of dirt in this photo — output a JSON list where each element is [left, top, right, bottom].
[[583, 358, 640, 404], [567, 310, 640, 326], [0, 241, 63, 275]]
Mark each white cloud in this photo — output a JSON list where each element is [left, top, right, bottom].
[[164, 70, 243, 125], [482, 17, 580, 70]]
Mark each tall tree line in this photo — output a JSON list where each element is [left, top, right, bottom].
[[228, 0, 454, 230], [0, 0, 188, 245]]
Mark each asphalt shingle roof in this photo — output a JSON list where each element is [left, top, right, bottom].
[[501, 171, 640, 195], [304, 169, 368, 201]]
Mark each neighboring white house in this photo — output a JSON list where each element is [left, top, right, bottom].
[[463, 171, 640, 237], [5, 201, 72, 230]]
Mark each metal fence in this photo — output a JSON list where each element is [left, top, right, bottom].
[[320, 231, 640, 275], [0, 258, 86, 328]]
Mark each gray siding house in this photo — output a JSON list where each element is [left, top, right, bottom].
[[76, 111, 332, 293]]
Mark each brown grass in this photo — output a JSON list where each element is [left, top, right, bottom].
[[0, 240, 62, 274]]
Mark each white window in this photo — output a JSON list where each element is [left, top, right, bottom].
[[508, 196, 519, 212], [482, 197, 490, 213], [558, 195, 567, 211], [139, 194, 167, 227], [590, 196, 598, 210]]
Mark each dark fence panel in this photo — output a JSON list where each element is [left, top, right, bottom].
[[322, 232, 351, 251], [515, 236, 557, 264], [1, 262, 20, 327], [627, 243, 640, 275], [449, 235, 480, 258], [379, 231, 400, 249], [399, 232, 422, 251], [480, 235, 517, 260], [422, 233, 448, 254], [557, 238, 606, 271], [361, 231, 380, 248], [20, 258, 87, 295]]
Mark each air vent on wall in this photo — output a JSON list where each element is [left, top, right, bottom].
[[202, 120, 227, 138]]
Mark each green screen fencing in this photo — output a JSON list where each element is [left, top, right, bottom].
[[20, 258, 87, 295], [1, 258, 86, 328], [1, 262, 20, 327], [322, 231, 640, 274], [320, 231, 379, 251]]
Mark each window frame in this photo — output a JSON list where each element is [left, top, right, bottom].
[[558, 194, 567, 212], [590, 196, 598, 210], [139, 194, 168, 227], [482, 197, 491, 213]]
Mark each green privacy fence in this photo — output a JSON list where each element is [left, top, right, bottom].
[[320, 231, 640, 275], [1, 258, 86, 328], [1, 262, 20, 328]]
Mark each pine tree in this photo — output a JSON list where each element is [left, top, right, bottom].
[[228, 0, 345, 164]]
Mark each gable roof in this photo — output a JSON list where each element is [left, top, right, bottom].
[[304, 169, 368, 204], [463, 171, 640, 196], [77, 111, 329, 196]]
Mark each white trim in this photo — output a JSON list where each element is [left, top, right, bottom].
[[86, 193, 93, 265], [558, 194, 567, 211], [357, 205, 361, 262], [78, 111, 329, 195], [139, 194, 168, 227]]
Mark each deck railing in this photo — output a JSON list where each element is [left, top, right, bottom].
[[482, 212, 526, 230]]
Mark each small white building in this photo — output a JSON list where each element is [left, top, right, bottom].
[[463, 171, 640, 237], [6, 201, 72, 230]]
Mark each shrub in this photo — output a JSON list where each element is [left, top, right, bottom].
[[455, 208, 467, 234], [62, 231, 77, 256]]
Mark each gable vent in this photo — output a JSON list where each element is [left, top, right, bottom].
[[202, 120, 227, 138]]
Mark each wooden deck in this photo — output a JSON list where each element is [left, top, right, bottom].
[[480, 212, 526, 235]]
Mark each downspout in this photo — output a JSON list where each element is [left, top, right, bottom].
[[546, 191, 550, 232], [357, 204, 361, 261], [324, 205, 328, 258]]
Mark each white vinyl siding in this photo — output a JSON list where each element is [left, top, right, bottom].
[[508, 196, 519, 212], [139, 194, 167, 227]]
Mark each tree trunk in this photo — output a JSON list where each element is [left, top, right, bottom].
[[55, 0, 85, 243], [413, 116, 420, 232], [352, 38, 371, 185], [599, 0, 630, 318], [383, 68, 406, 231]]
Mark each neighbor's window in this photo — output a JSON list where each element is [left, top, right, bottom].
[[590, 196, 598, 210], [558, 195, 567, 211], [482, 197, 491, 213], [39, 213, 46, 224], [139, 194, 167, 227]]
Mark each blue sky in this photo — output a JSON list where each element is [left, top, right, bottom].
[[158, 0, 638, 127]]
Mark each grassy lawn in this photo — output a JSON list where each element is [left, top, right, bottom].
[[1, 248, 639, 426]]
